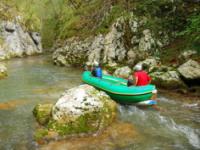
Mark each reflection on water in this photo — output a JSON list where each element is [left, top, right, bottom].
[[0, 56, 199, 150]]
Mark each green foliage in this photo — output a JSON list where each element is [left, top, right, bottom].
[[96, 5, 126, 34], [134, 0, 186, 34], [0, 0, 18, 21], [14, 0, 41, 31], [180, 14, 200, 41], [178, 12, 200, 53]]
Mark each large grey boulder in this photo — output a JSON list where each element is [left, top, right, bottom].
[[150, 70, 186, 89], [178, 60, 200, 80], [0, 21, 42, 60], [50, 84, 117, 135]]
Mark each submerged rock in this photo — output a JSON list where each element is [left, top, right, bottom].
[[39, 121, 139, 150]]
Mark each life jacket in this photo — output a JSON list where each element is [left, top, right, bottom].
[[134, 71, 151, 86], [95, 67, 102, 78]]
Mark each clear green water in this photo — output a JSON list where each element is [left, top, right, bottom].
[[0, 56, 199, 150], [0, 56, 82, 150]]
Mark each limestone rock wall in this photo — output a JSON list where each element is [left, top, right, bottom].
[[53, 15, 169, 67], [0, 21, 42, 60]]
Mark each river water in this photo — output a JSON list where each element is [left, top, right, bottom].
[[0, 56, 199, 150]]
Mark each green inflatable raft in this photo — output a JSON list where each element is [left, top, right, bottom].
[[82, 71, 157, 104]]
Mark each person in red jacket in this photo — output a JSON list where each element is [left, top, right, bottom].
[[133, 64, 151, 86]]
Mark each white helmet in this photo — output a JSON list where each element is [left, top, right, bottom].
[[134, 64, 142, 71]]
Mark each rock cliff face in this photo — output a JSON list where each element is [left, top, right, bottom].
[[51, 1, 200, 90], [52, 14, 200, 90], [0, 21, 42, 60], [53, 15, 169, 67]]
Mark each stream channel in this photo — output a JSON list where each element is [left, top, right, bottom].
[[0, 56, 199, 150]]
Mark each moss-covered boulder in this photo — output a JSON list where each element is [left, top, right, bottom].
[[50, 84, 117, 135], [33, 85, 117, 142], [0, 63, 7, 79], [33, 104, 53, 125]]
